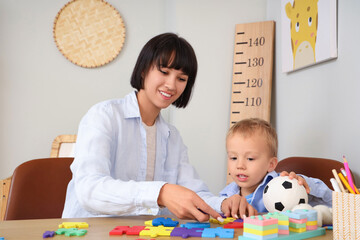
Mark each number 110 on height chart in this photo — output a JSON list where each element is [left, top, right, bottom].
[[229, 21, 275, 126]]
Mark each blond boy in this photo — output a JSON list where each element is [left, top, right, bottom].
[[220, 118, 332, 217]]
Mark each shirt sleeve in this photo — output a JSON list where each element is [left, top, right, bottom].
[[301, 175, 333, 208], [72, 103, 166, 216]]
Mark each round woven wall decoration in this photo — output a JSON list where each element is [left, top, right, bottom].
[[53, 0, 125, 68]]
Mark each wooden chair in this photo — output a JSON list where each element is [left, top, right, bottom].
[[275, 156, 349, 189], [0, 134, 76, 220], [0, 177, 11, 220], [4, 157, 74, 220], [50, 134, 77, 157]]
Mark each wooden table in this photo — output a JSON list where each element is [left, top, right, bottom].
[[0, 215, 333, 240]]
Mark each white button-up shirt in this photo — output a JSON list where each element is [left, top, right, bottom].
[[62, 91, 225, 218]]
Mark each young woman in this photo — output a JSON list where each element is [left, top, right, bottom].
[[62, 33, 254, 221]]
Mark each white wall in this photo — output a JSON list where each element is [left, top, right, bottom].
[[0, 0, 266, 194], [170, 0, 267, 193], [0, 0, 167, 179], [267, 0, 360, 186], [2, 0, 359, 196]]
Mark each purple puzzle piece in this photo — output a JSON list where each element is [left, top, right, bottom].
[[43, 231, 55, 238], [234, 218, 244, 222], [170, 227, 204, 238]]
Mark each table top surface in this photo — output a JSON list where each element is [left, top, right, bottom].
[[0, 215, 333, 240]]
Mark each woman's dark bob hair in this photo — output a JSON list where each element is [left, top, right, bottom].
[[130, 33, 197, 108]]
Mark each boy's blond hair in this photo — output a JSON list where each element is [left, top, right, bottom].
[[226, 118, 278, 157]]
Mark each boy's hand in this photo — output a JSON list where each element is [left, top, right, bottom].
[[280, 171, 310, 194], [157, 184, 223, 222], [221, 194, 257, 219]]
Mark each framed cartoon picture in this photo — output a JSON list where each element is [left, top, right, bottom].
[[281, 0, 337, 72]]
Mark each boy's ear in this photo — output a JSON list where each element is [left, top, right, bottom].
[[267, 157, 278, 173]]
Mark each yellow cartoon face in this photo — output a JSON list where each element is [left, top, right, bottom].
[[286, 0, 318, 68]]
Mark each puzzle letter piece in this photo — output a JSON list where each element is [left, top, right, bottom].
[[202, 227, 234, 238], [170, 227, 204, 238], [109, 226, 145, 235], [139, 226, 174, 237], [56, 228, 87, 237], [58, 222, 89, 229], [43, 231, 55, 238], [210, 217, 236, 225], [224, 220, 244, 228], [180, 222, 211, 229], [152, 217, 179, 227]]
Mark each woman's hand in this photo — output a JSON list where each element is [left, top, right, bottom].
[[221, 194, 257, 219], [280, 171, 310, 194], [157, 184, 222, 222]]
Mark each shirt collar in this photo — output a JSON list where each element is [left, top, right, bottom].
[[123, 91, 141, 119], [124, 91, 170, 137]]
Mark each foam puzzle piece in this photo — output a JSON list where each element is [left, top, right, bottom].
[[139, 226, 174, 237], [56, 228, 87, 236], [58, 222, 89, 228], [224, 220, 244, 229], [210, 217, 236, 225], [170, 227, 204, 238], [238, 227, 325, 240], [109, 226, 145, 235], [43, 231, 55, 238], [180, 222, 211, 229], [234, 218, 245, 222], [146, 217, 179, 227], [202, 227, 234, 238]]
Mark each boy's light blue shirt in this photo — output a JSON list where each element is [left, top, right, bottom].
[[62, 91, 226, 218], [219, 171, 332, 213]]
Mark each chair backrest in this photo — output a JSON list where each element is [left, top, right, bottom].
[[50, 134, 77, 158], [275, 156, 346, 189], [4, 157, 73, 220]]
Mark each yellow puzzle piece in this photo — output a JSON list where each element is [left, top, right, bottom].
[[139, 226, 174, 237], [58, 222, 89, 229]]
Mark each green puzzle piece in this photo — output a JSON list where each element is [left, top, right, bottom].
[[56, 228, 87, 236]]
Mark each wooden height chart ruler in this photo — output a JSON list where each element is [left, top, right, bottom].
[[227, 21, 275, 184]]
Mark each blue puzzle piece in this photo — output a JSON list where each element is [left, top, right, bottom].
[[180, 222, 211, 229], [151, 217, 179, 227], [170, 227, 204, 238], [202, 227, 234, 238]]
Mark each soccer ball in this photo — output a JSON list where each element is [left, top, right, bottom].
[[263, 176, 308, 212]]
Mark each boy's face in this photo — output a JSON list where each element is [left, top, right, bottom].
[[227, 130, 277, 197]]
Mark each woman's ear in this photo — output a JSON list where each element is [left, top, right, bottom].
[[267, 157, 278, 172]]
